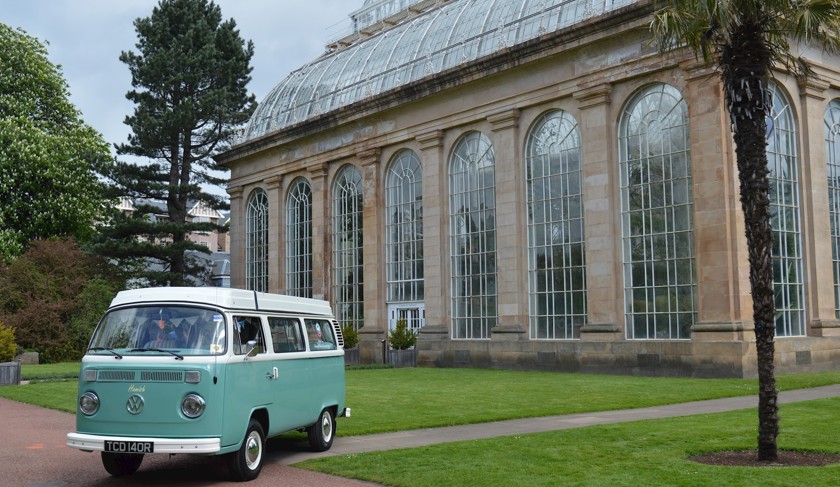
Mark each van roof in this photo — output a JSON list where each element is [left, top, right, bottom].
[[110, 287, 335, 317]]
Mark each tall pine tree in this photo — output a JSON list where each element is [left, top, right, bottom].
[[94, 0, 255, 286]]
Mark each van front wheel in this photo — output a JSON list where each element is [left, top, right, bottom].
[[227, 419, 265, 481], [307, 408, 335, 452], [101, 452, 143, 476]]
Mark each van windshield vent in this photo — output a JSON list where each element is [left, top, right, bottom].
[[98, 370, 136, 381], [141, 371, 184, 382]]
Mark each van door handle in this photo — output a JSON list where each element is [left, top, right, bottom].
[[266, 367, 279, 380]]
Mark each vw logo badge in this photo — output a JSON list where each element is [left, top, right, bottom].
[[126, 394, 144, 415]]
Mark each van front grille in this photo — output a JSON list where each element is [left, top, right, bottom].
[[140, 371, 184, 382], [97, 370, 136, 381], [95, 370, 185, 382]]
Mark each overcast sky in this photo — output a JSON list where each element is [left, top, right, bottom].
[[2, 0, 355, 166]]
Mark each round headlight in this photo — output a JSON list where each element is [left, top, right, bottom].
[[79, 391, 100, 416], [181, 393, 206, 418]]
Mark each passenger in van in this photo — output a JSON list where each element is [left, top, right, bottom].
[[306, 321, 336, 351]]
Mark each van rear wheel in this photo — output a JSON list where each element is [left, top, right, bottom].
[[101, 452, 143, 476], [227, 419, 265, 481], [307, 407, 335, 452]]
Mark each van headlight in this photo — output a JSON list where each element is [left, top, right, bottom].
[[79, 391, 100, 416], [181, 393, 206, 418]]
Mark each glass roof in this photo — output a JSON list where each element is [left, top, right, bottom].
[[241, 0, 637, 142]]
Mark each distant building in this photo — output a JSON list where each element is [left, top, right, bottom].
[[216, 0, 840, 377], [118, 197, 230, 287]]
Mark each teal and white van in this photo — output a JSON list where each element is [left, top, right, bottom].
[[66, 287, 349, 481]]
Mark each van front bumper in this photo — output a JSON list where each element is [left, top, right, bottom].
[[67, 433, 220, 454]]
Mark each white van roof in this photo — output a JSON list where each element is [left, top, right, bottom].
[[110, 287, 335, 317]]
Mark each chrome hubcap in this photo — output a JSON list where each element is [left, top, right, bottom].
[[321, 414, 333, 442], [245, 431, 262, 469]]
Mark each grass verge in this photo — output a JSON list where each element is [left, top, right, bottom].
[[297, 397, 840, 486]]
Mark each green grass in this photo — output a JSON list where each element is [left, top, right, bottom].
[[338, 368, 840, 435], [2, 365, 840, 429], [298, 398, 840, 486], [2, 365, 839, 485], [21, 361, 80, 381]]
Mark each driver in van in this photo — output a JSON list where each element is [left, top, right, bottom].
[[144, 310, 180, 348]]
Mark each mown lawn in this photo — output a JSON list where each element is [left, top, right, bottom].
[[2, 365, 838, 485], [1, 365, 839, 436], [298, 397, 840, 486]]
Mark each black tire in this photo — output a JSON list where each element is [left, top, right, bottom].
[[101, 452, 143, 476], [307, 407, 335, 452], [227, 419, 265, 482]]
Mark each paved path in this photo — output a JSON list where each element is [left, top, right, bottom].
[[1, 384, 838, 486], [273, 384, 840, 465]]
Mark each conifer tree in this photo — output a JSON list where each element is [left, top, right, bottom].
[[94, 0, 255, 286]]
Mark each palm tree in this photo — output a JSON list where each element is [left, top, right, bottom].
[[650, 0, 840, 461]]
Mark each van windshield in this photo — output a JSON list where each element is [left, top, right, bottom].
[[89, 306, 227, 356]]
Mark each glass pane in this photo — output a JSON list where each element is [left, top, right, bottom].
[[619, 83, 695, 339]]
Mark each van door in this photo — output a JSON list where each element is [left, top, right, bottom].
[[224, 315, 274, 442], [265, 316, 310, 433]]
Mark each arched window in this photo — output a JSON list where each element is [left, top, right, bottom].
[[385, 150, 425, 331], [333, 165, 364, 330], [286, 178, 312, 297], [525, 110, 586, 339], [245, 188, 268, 292], [619, 83, 696, 340], [449, 131, 497, 339], [767, 82, 804, 336], [827, 99, 840, 317]]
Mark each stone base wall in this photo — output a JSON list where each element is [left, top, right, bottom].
[[411, 334, 840, 379]]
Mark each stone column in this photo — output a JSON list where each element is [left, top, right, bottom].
[[798, 76, 840, 336], [265, 175, 283, 293], [359, 148, 387, 362], [416, 130, 450, 358], [308, 163, 329, 301], [227, 186, 245, 288], [682, 63, 753, 341], [488, 109, 527, 340], [573, 83, 622, 340]]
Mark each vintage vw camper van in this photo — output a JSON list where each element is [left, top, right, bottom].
[[67, 287, 348, 481]]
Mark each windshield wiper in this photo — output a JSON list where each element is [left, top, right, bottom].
[[88, 347, 123, 359], [128, 347, 184, 360]]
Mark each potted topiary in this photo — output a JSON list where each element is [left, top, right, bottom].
[[0, 321, 21, 386], [341, 323, 360, 365], [388, 319, 416, 367]]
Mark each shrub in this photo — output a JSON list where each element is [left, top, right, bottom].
[[0, 239, 120, 363], [341, 323, 359, 349], [0, 321, 16, 362], [388, 319, 416, 350]]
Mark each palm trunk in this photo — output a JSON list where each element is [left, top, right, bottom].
[[721, 21, 778, 461]]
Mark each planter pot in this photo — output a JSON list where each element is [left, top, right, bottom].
[[388, 349, 416, 368], [344, 347, 360, 366], [0, 362, 21, 386]]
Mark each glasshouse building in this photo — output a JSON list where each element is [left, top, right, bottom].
[[216, 0, 840, 378]]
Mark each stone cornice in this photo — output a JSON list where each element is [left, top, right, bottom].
[[357, 148, 382, 167], [416, 130, 444, 150], [573, 83, 612, 110], [488, 109, 520, 131]]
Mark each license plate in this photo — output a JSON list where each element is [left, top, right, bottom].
[[104, 440, 154, 453]]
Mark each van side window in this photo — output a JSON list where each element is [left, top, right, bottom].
[[268, 317, 304, 353], [232, 316, 265, 355], [304, 319, 337, 351]]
